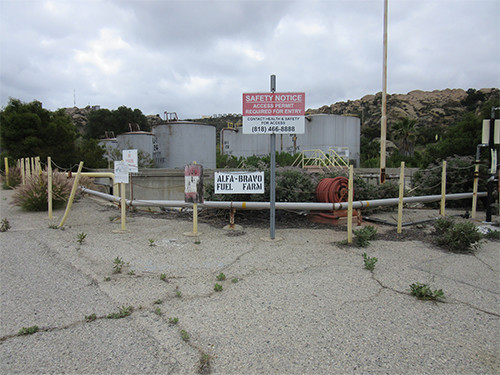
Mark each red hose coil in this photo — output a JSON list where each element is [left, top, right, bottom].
[[316, 177, 351, 203]]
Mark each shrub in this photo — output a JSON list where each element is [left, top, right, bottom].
[[12, 170, 73, 211], [353, 226, 377, 247], [433, 217, 482, 253], [412, 155, 487, 207], [2, 166, 22, 189]]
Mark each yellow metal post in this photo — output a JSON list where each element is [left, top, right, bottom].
[[347, 165, 354, 244], [4, 157, 9, 187], [58, 162, 84, 228], [48, 157, 53, 219], [440, 160, 447, 216], [471, 163, 479, 219], [397, 161, 405, 233]]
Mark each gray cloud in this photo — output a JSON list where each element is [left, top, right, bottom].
[[1, 0, 498, 119]]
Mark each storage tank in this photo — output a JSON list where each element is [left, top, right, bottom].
[[152, 122, 216, 169], [116, 131, 155, 161], [222, 114, 360, 166]]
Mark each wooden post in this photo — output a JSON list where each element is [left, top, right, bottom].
[[21, 158, 25, 184], [440, 160, 447, 216], [48, 157, 53, 219], [4, 157, 9, 187], [120, 183, 126, 231], [397, 162, 405, 233], [58, 162, 84, 228], [347, 165, 354, 244]]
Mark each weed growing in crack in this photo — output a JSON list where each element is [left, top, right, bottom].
[[104, 277, 111, 282], [107, 306, 133, 319], [194, 240, 201, 245], [1, 218, 11, 232], [18, 325, 39, 335], [112, 257, 128, 274], [160, 273, 167, 282], [148, 238, 156, 247], [198, 353, 212, 374], [127, 270, 136, 276], [231, 278, 239, 283], [76, 232, 87, 244], [216, 272, 226, 281], [85, 313, 97, 322], [168, 317, 179, 325], [410, 283, 445, 301], [180, 329, 190, 342], [175, 291, 182, 298], [154, 299, 162, 305], [214, 283, 223, 292], [154, 307, 162, 316], [48, 224, 58, 230], [353, 226, 377, 247], [362, 253, 378, 271]]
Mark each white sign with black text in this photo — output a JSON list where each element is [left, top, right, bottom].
[[214, 171, 264, 194]]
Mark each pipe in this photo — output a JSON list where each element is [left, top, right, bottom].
[[67, 172, 118, 197], [80, 187, 487, 211]]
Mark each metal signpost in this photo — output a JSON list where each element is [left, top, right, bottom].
[[242, 75, 305, 239]]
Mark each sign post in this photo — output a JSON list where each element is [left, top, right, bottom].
[[114, 160, 129, 232], [242, 76, 305, 240], [184, 163, 204, 236]]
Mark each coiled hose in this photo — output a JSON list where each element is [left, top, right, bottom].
[[315, 177, 352, 220]]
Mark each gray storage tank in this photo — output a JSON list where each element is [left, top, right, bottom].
[[116, 131, 155, 162], [153, 121, 216, 168]]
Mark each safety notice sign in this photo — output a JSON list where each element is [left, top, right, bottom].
[[242, 92, 305, 134]]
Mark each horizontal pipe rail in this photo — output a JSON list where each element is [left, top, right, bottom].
[[80, 187, 486, 211]]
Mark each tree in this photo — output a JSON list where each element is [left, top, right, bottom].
[[85, 106, 149, 139], [391, 117, 418, 157], [0, 98, 78, 167]]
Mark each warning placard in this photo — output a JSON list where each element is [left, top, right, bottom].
[[242, 92, 305, 134]]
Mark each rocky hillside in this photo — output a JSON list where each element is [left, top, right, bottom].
[[307, 88, 499, 130]]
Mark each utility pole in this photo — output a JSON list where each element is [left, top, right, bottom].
[[380, 0, 388, 184]]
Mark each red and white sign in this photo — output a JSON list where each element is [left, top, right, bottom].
[[242, 92, 305, 134]]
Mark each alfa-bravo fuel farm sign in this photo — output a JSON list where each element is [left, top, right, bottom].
[[242, 92, 305, 134]]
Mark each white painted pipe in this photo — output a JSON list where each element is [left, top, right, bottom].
[[80, 187, 487, 211]]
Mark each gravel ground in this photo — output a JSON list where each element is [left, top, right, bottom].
[[0, 189, 499, 375]]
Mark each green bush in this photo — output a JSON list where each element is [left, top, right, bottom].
[[353, 226, 377, 247], [433, 217, 482, 253], [410, 282, 445, 301], [412, 155, 488, 207]]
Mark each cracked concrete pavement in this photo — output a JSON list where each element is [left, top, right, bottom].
[[1, 189, 499, 374]]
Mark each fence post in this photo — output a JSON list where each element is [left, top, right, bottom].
[[21, 158, 25, 184], [58, 162, 84, 228], [397, 161, 405, 233], [440, 160, 447, 216], [48, 157, 53, 219], [347, 164, 354, 244], [4, 157, 9, 187]]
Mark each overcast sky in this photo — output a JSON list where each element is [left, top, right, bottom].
[[1, 0, 499, 119]]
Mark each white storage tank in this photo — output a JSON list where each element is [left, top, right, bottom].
[[222, 114, 360, 166], [152, 122, 216, 169]]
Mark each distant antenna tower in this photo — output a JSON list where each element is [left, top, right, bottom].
[[73, 89, 76, 107]]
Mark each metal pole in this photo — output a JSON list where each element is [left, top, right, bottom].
[[485, 106, 499, 222], [270, 74, 277, 239], [380, 0, 388, 184]]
